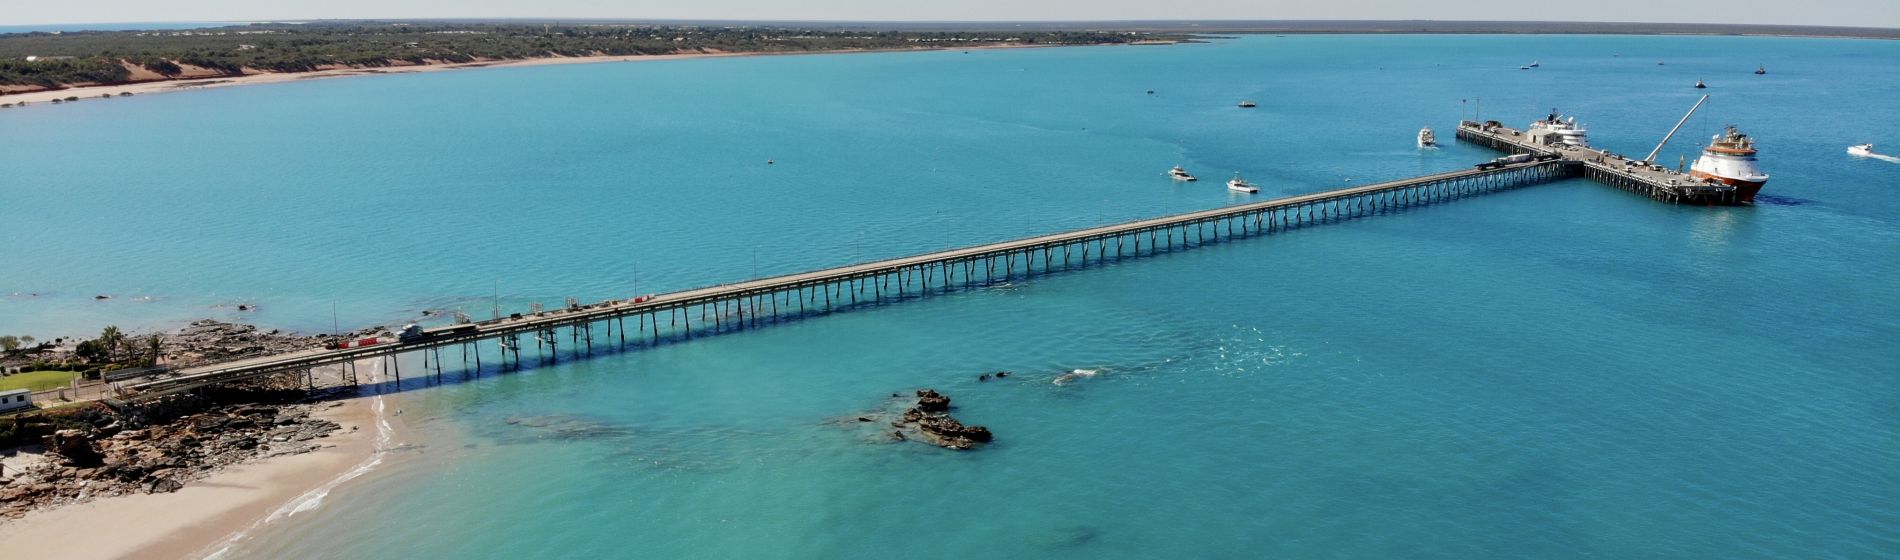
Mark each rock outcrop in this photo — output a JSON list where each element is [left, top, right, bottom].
[[0, 396, 341, 519], [896, 389, 993, 450]]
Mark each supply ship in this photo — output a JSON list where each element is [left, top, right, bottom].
[[1689, 125, 1770, 203]]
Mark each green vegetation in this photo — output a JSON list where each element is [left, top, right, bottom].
[[0, 334, 34, 352], [0, 22, 1182, 89], [0, 370, 79, 392]]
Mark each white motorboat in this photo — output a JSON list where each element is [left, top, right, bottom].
[[1848, 144, 1875, 157], [1168, 165, 1197, 181], [1227, 173, 1259, 193], [1418, 127, 1438, 148]]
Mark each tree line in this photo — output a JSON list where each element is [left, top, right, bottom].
[[0, 23, 1181, 88]]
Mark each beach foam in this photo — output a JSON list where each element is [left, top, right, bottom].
[[200, 358, 394, 560]]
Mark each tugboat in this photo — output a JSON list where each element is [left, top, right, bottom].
[[1694, 79, 1707, 89], [1226, 173, 1259, 193], [1238, 100, 1257, 108], [1168, 166, 1197, 181], [1417, 127, 1437, 148], [1848, 144, 1876, 157], [1755, 65, 1767, 75], [1689, 125, 1771, 203]]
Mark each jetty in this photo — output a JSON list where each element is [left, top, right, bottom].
[[117, 118, 1748, 398], [1456, 120, 1746, 205]]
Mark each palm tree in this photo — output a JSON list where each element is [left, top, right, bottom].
[[147, 335, 164, 366], [99, 325, 124, 362]]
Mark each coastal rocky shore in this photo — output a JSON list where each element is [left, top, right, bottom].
[[0, 388, 347, 519]]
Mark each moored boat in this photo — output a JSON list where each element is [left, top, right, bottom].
[[1168, 165, 1197, 181], [1525, 111, 1589, 147], [1755, 65, 1767, 75], [1689, 125, 1770, 203], [1694, 79, 1707, 89]]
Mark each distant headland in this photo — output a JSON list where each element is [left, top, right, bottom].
[[1, 19, 1893, 102], [0, 22, 1187, 99]]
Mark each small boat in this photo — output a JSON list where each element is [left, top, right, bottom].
[[1238, 100, 1257, 108], [1529, 60, 1540, 68], [1755, 65, 1767, 75], [1227, 173, 1259, 193], [1657, 61, 1666, 66], [1848, 144, 1876, 157], [1694, 79, 1707, 89], [1518, 65, 1530, 70], [1168, 165, 1197, 181], [1417, 127, 1438, 148]]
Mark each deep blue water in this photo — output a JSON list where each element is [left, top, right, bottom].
[[2, 35, 1897, 558]]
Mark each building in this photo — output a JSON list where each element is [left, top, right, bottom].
[[0, 388, 32, 413]]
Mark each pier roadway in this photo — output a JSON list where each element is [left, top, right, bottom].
[[122, 159, 1568, 398]]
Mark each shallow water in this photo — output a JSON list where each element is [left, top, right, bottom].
[[3, 35, 1898, 558]]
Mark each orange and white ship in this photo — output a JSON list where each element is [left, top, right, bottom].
[[1689, 125, 1770, 203]]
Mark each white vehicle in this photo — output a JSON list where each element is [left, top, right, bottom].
[[1848, 144, 1875, 157], [1227, 173, 1260, 193], [1168, 166, 1197, 181], [1417, 127, 1437, 148]]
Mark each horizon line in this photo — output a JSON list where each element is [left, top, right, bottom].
[[7, 18, 1897, 31]]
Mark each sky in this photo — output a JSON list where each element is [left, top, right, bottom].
[[7, 0, 1898, 29]]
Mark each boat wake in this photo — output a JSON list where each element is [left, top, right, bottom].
[[1052, 368, 1101, 385], [199, 358, 395, 560], [1856, 152, 1900, 164]]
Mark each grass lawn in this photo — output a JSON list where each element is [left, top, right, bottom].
[[0, 370, 80, 392]]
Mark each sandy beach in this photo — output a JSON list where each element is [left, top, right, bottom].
[[0, 388, 395, 560], [0, 45, 1056, 107]]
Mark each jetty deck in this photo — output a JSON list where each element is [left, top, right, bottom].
[[113, 116, 1752, 400], [123, 159, 1570, 397]]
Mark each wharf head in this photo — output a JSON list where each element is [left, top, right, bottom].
[[1456, 120, 1748, 205]]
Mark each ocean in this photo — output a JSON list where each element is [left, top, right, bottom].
[[2, 34, 1897, 558]]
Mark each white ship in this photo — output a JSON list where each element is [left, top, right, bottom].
[[1227, 173, 1259, 193], [1417, 127, 1437, 148], [1168, 165, 1197, 181], [1526, 111, 1589, 147], [1689, 125, 1770, 203], [1848, 144, 1875, 157]]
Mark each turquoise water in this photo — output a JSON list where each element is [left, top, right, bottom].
[[3, 35, 1898, 558]]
